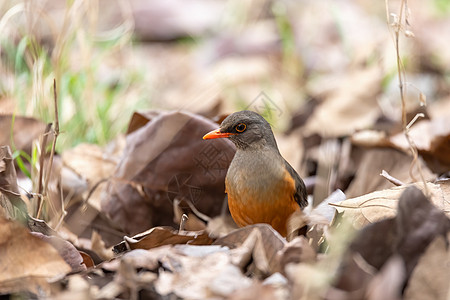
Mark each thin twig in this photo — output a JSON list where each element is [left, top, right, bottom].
[[37, 79, 61, 219], [386, 0, 429, 196], [36, 123, 52, 216], [37, 123, 52, 194], [380, 170, 405, 186]]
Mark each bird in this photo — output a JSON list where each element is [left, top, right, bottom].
[[203, 110, 307, 236]]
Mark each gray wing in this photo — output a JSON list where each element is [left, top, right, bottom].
[[284, 159, 308, 208]]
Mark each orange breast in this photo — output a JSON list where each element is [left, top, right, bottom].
[[226, 168, 300, 237]]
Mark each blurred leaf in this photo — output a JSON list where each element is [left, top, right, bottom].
[[113, 226, 213, 254], [404, 235, 450, 300], [0, 216, 71, 294]]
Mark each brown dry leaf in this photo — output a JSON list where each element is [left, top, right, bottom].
[[102, 110, 235, 235], [0, 146, 27, 218], [130, 0, 225, 41], [333, 186, 450, 295], [332, 181, 450, 228], [206, 214, 239, 238], [50, 275, 92, 300], [79, 251, 95, 269], [395, 186, 450, 277], [389, 116, 450, 174], [90, 230, 114, 261], [113, 226, 213, 254], [214, 224, 286, 275], [404, 235, 450, 300], [0, 216, 71, 294], [227, 282, 282, 300], [415, 16, 450, 73], [277, 236, 316, 274], [287, 0, 387, 73], [155, 246, 253, 299], [365, 256, 404, 300], [0, 115, 49, 156], [97, 249, 159, 299], [303, 67, 383, 138], [62, 143, 120, 211], [345, 148, 435, 198], [31, 232, 86, 273]]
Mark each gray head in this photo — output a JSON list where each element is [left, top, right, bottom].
[[203, 110, 279, 151]]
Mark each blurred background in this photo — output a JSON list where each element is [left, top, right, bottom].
[[0, 0, 449, 151]]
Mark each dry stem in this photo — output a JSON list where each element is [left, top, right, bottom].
[[385, 0, 429, 196]]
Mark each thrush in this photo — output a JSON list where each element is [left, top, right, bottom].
[[203, 110, 307, 236]]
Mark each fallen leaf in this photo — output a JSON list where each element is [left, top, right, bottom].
[[404, 235, 450, 300], [0, 216, 71, 294], [214, 224, 286, 275], [395, 185, 450, 278], [227, 282, 282, 300], [333, 186, 450, 294], [390, 116, 450, 173], [102, 110, 235, 235], [331, 182, 450, 228], [130, 0, 225, 41], [277, 236, 316, 274], [113, 226, 213, 254], [0, 115, 49, 157], [303, 67, 383, 138], [31, 232, 86, 273], [0, 146, 27, 218], [79, 251, 95, 269], [206, 214, 239, 238], [155, 249, 253, 299], [366, 256, 404, 300], [345, 148, 435, 198], [62, 143, 119, 211]]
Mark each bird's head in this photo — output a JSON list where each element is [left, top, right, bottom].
[[203, 110, 278, 151]]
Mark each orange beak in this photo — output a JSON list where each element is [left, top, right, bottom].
[[203, 128, 235, 140]]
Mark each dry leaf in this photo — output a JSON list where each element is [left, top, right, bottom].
[[366, 256, 404, 300], [333, 186, 450, 295], [345, 148, 435, 198], [0, 216, 71, 294], [113, 226, 213, 254], [277, 236, 316, 274], [395, 186, 450, 277], [31, 232, 86, 273], [62, 143, 119, 211], [303, 67, 383, 138], [206, 214, 239, 238], [390, 116, 450, 173], [0, 115, 49, 157], [0, 146, 27, 218], [154, 246, 252, 299], [404, 235, 450, 300], [332, 182, 450, 228], [227, 282, 282, 300], [214, 224, 286, 275], [102, 110, 235, 235]]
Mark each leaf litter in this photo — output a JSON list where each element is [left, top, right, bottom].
[[0, 0, 449, 299]]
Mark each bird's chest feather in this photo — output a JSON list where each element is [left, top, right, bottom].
[[225, 151, 298, 231]]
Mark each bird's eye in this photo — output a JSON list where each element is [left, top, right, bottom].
[[235, 123, 246, 133]]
